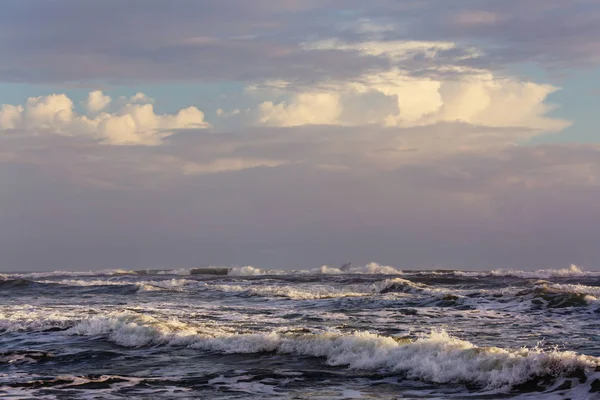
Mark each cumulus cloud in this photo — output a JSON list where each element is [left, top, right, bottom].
[[258, 93, 341, 127], [256, 40, 569, 134], [0, 92, 210, 145], [84, 90, 111, 113]]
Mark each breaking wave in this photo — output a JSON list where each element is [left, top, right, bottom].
[[57, 313, 600, 393], [514, 283, 599, 308]]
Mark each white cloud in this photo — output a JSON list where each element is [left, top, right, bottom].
[[0, 92, 210, 145], [256, 39, 570, 137], [0, 104, 23, 130], [129, 92, 154, 104], [303, 39, 460, 60], [258, 93, 341, 127], [84, 90, 111, 113]]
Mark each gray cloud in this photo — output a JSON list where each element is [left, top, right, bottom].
[[366, 0, 600, 69], [1, 0, 597, 85]]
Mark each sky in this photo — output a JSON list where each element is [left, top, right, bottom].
[[1, 0, 600, 271]]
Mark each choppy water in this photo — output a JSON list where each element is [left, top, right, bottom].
[[2, 264, 600, 399]]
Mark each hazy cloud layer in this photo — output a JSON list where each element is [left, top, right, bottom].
[[3, 122, 600, 270]]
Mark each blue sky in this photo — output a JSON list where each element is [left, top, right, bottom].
[[1, 0, 600, 271]]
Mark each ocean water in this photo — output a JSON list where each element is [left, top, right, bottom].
[[2, 264, 600, 399]]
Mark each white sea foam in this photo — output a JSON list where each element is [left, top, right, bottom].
[[61, 313, 599, 391]]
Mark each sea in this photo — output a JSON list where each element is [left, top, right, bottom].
[[1, 263, 600, 399]]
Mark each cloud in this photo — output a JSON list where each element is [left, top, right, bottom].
[[84, 90, 111, 113], [0, 91, 210, 145], [255, 40, 569, 133], [258, 93, 342, 127]]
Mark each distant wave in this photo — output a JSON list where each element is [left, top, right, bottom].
[[229, 263, 403, 276], [454, 264, 600, 279]]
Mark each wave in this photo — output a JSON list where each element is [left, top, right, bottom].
[[228, 263, 403, 276], [228, 266, 285, 276], [372, 278, 462, 305], [514, 283, 598, 308], [204, 276, 451, 301], [46, 278, 191, 291], [0, 277, 186, 297], [59, 313, 600, 393], [205, 283, 373, 300], [316, 263, 402, 275], [0, 278, 59, 290], [1, 269, 136, 280], [455, 264, 600, 279]]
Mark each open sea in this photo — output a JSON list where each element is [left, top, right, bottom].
[[2, 264, 600, 399]]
